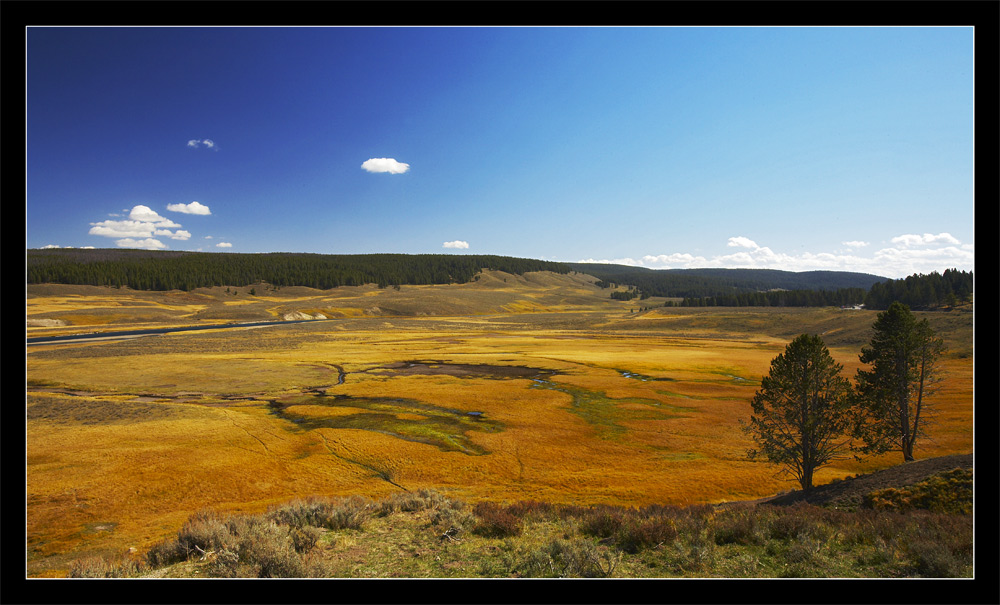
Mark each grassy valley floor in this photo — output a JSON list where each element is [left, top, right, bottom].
[[25, 274, 974, 579]]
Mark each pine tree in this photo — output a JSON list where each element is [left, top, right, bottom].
[[741, 334, 856, 491], [853, 302, 945, 462]]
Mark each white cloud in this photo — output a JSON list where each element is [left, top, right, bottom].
[[115, 238, 167, 250], [216, 242, 233, 248], [890, 232, 961, 247], [88, 204, 191, 249], [641, 253, 708, 268], [587, 233, 973, 279], [841, 240, 869, 248], [89, 219, 161, 238], [167, 201, 212, 215], [362, 157, 410, 174], [187, 139, 217, 150], [576, 257, 643, 267], [443, 240, 469, 249], [127, 204, 177, 225], [727, 236, 760, 249]]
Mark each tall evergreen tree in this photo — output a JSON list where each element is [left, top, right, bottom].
[[853, 302, 945, 462], [741, 334, 855, 491]]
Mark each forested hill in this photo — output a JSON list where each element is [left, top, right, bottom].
[[566, 263, 888, 299], [25, 249, 570, 291], [26, 248, 893, 297]]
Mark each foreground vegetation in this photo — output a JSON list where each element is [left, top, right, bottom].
[[68, 467, 973, 579]]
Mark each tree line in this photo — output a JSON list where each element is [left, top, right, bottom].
[[25, 249, 570, 291], [25, 249, 972, 312], [677, 269, 972, 310], [675, 287, 870, 308], [573, 264, 888, 299], [743, 302, 947, 491]]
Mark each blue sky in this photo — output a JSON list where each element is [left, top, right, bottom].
[[26, 26, 975, 279]]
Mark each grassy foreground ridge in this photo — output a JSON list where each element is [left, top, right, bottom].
[[70, 462, 972, 579]]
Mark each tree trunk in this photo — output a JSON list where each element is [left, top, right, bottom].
[[800, 465, 814, 492]]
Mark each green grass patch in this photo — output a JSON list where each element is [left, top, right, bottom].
[[269, 395, 503, 455], [530, 379, 686, 441]]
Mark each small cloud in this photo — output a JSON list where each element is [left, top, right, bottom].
[[727, 236, 760, 249], [216, 242, 233, 248], [443, 240, 469, 249], [187, 139, 218, 150], [362, 157, 410, 174], [167, 201, 212, 215], [841, 240, 869, 248]]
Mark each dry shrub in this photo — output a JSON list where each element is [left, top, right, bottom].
[[323, 495, 374, 530], [69, 554, 147, 578], [905, 540, 965, 578], [147, 509, 231, 566], [616, 516, 678, 553], [765, 503, 827, 541], [377, 488, 455, 515], [498, 537, 621, 578], [268, 497, 332, 528], [575, 504, 679, 554], [578, 506, 626, 540], [146, 507, 332, 578], [208, 515, 306, 578], [899, 512, 973, 577], [711, 505, 762, 546], [289, 525, 323, 553], [472, 501, 523, 538], [430, 503, 475, 540], [268, 494, 373, 531], [506, 500, 557, 521]]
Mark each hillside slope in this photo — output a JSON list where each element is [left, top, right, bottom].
[[757, 453, 973, 509], [26, 270, 620, 334]]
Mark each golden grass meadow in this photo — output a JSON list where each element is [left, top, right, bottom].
[[25, 271, 973, 578]]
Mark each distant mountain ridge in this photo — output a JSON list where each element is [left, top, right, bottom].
[[565, 262, 889, 299], [26, 248, 890, 297]]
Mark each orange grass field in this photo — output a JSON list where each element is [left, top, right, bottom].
[[24, 274, 974, 577]]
